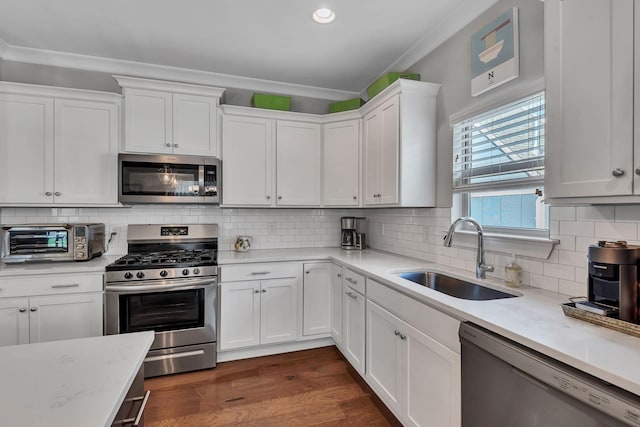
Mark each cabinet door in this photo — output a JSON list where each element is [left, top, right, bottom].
[[54, 99, 118, 204], [276, 121, 322, 205], [323, 120, 360, 206], [0, 298, 30, 346], [260, 278, 298, 345], [219, 281, 261, 350], [363, 109, 382, 205], [222, 115, 273, 205], [123, 88, 173, 154], [29, 293, 103, 344], [366, 301, 404, 416], [330, 264, 344, 346], [0, 94, 54, 204], [342, 287, 365, 375], [545, 0, 633, 198], [172, 93, 218, 156], [302, 262, 331, 336], [403, 320, 461, 427], [379, 95, 400, 204]]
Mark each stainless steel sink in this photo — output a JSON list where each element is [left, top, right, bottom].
[[396, 271, 518, 301]]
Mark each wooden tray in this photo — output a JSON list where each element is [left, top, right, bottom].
[[562, 302, 640, 339]]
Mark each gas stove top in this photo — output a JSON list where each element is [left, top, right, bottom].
[[105, 224, 218, 283], [107, 248, 217, 271]]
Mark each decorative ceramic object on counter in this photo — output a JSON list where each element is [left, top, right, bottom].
[[234, 236, 253, 252]]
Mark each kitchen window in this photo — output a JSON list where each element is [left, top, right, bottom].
[[452, 92, 547, 237]]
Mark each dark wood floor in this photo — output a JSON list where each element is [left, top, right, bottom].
[[144, 346, 400, 426]]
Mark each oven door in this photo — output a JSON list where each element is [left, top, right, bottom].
[[105, 277, 217, 351], [119, 153, 220, 204]]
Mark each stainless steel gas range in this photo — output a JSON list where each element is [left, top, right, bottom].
[[105, 224, 218, 377]]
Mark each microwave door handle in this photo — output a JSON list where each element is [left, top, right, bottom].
[[198, 165, 205, 196]]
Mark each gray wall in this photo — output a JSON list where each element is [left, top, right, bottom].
[[406, 0, 544, 207], [0, 60, 332, 114]]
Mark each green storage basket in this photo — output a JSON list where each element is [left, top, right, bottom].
[[329, 98, 365, 114], [251, 93, 291, 111], [367, 72, 421, 99]]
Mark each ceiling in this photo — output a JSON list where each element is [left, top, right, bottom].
[[0, 0, 497, 96]]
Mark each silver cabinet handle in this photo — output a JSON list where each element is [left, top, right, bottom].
[[337, 273, 342, 278], [345, 277, 357, 285], [52, 283, 79, 289], [250, 271, 270, 275], [394, 330, 400, 336], [54, 192, 61, 196], [266, 195, 271, 200], [612, 168, 625, 177], [353, 195, 357, 200], [19, 308, 26, 313], [635, 168, 640, 176], [30, 307, 37, 312], [174, 143, 179, 148], [305, 270, 310, 274], [400, 333, 406, 341], [119, 390, 151, 426], [45, 192, 52, 196], [166, 143, 171, 147], [261, 289, 267, 293], [254, 289, 260, 294], [277, 196, 282, 200], [345, 291, 357, 299]]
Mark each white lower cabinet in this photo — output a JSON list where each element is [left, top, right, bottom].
[[330, 264, 343, 346], [366, 281, 461, 427], [220, 274, 298, 351], [0, 273, 104, 347], [302, 262, 332, 336], [342, 284, 366, 375]]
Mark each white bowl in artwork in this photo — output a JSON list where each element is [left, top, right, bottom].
[[479, 39, 504, 64]]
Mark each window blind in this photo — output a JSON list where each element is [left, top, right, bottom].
[[452, 92, 545, 192]]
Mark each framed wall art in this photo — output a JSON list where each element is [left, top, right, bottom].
[[471, 7, 519, 96]]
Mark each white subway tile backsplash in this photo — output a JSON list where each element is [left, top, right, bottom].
[[530, 274, 559, 293], [558, 250, 587, 268], [576, 206, 615, 222], [549, 206, 576, 221], [559, 279, 587, 297], [594, 222, 638, 241], [615, 205, 640, 222], [559, 221, 594, 237], [543, 262, 575, 281]]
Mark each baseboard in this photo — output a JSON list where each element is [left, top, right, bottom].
[[217, 337, 335, 362]]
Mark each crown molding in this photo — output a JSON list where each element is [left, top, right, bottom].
[[0, 42, 359, 101], [360, 0, 499, 97]]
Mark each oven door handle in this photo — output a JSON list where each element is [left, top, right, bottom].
[[106, 277, 217, 293]]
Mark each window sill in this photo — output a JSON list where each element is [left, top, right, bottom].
[[445, 229, 559, 260]]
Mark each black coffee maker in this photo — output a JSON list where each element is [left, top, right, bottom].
[[587, 241, 640, 323]]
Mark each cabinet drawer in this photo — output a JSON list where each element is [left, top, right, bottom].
[[221, 262, 300, 282], [0, 273, 103, 298], [367, 278, 460, 353], [343, 268, 365, 294]]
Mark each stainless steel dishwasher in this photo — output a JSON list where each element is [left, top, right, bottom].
[[459, 323, 640, 426]]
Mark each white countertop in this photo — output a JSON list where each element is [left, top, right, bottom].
[[0, 331, 154, 427], [0, 255, 120, 277], [219, 248, 640, 397]]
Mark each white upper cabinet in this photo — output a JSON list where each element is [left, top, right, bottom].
[[276, 121, 321, 206], [545, 0, 635, 200], [222, 115, 274, 206], [220, 105, 323, 207], [0, 83, 120, 206], [361, 79, 440, 207], [54, 98, 118, 204], [115, 76, 224, 157], [323, 120, 360, 206]]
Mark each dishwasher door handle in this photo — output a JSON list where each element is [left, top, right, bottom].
[[512, 366, 549, 391]]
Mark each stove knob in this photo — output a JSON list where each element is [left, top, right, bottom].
[[124, 272, 133, 280], [193, 268, 200, 275], [182, 269, 190, 276], [160, 270, 168, 277], [136, 272, 145, 279]]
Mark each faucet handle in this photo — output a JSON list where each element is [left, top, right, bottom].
[[480, 264, 495, 273]]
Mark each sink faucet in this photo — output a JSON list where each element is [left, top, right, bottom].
[[443, 217, 494, 279]]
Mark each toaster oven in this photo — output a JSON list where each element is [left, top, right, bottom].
[[1, 223, 106, 263]]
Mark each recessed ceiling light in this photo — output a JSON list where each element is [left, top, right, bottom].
[[313, 8, 336, 24]]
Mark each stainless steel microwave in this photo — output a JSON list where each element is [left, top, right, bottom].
[[119, 154, 220, 204], [1, 223, 106, 263]]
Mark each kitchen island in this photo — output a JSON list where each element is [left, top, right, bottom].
[[0, 331, 154, 427]]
